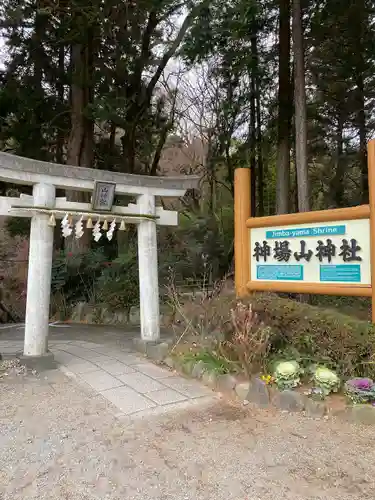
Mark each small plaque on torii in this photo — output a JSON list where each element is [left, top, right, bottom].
[[91, 181, 116, 211]]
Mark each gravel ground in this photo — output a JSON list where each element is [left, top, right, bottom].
[[0, 368, 374, 500]]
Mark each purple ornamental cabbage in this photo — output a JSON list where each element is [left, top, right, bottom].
[[347, 378, 373, 391], [345, 378, 375, 404]]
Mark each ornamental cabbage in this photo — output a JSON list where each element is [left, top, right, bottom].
[[345, 378, 375, 404], [313, 367, 340, 396], [273, 361, 301, 390]]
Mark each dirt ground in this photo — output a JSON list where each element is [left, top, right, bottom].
[[0, 368, 374, 500]]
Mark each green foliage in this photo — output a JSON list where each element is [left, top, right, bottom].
[[96, 247, 139, 312], [159, 207, 234, 286], [5, 217, 30, 237], [180, 349, 232, 375], [183, 0, 260, 67], [51, 248, 108, 303], [0, 0, 204, 175], [251, 294, 375, 378], [175, 293, 375, 379], [51, 245, 139, 313]]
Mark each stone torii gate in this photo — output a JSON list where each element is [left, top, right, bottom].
[[0, 152, 199, 362]]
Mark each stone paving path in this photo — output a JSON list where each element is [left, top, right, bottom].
[[2, 364, 375, 499], [0, 330, 216, 419], [2, 325, 375, 499]]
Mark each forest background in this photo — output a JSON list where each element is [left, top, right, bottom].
[[0, 0, 373, 321]]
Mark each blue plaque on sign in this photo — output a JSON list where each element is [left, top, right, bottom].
[[320, 265, 361, 283], [257, 265, 304, 281]]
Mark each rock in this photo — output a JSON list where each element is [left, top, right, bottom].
[[191, 360, 207, 379], [129, 307, 140, 325], [133, 339, 170, 362], [164, 357, 175, 369], [85, 313, 95, 324], [171, 358, 183, 373], [346, 405, 375, 425], [247, 378, 270, 408], [102, 308, 115, 325], [18, 352, 57, 371], [146, 342, 169, 362], [216, 374, 237, 393], [272, 390, 305, 413], [132, 338, 148, 355], [182, 360, 195, 376], [235, 382, 250, 401], [304, 398, 327, 418], [71, 301, 87, 322], [113, 311, 128, 325], [202, 370, 217, 388]]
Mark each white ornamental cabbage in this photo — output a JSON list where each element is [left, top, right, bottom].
[[274, 361, 300, 378], [313, 367, 340, 395], [273, 361, 301, 390]]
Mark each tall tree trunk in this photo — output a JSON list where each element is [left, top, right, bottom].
[[250, 69, 257, 217], [292, 0, 310, 212], [358, 73, 367, 204], [355, 0, 368, 205], [206, 135, 216, 215], [293, 147, 298, 212], [81, 25, 95, 170], [276, 0, 292, 214], [149, 125, 170, 176], [65, 20, 95, 253], [252, 31, 264, 216], [330, 113, 345, 207], [109, 122, 117, 158], [56, 43, 65, 165], [256, 98, 264, 216], [66, 44, 85, 167], [31, 10, 47, 158]]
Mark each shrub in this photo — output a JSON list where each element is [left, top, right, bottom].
[[96, 247, 139, 314], [180, 349, 233, 375], [220, 303, 271, 377], [251, 294, 375, 378], [158, 209, 234, 287], [51, 248, 107, 303], [174, 292, 375, 378]]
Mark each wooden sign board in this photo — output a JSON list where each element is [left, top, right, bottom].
[[234, 140, 375, 323]]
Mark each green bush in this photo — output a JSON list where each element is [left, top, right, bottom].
[[175, 293, 375, 378], [96, 247, 139, 313], [51, 245, 139, 315], [158, 208, 234, 287], [251, 294, 375, 378], [51, 248, 108, 303]]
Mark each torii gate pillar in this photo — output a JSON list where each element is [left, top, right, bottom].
[[137, 192, 160, 342], [24, 183, 55, 356]]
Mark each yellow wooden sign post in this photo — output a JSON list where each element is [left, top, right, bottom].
[[234, 139, 375, 324]]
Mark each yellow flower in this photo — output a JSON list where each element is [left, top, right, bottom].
[[261, 374, 272, 384]]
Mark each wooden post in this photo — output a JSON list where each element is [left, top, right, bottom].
[[368, 140, 375, 324], [234, 168, 251, 297]]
